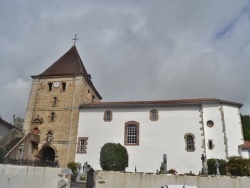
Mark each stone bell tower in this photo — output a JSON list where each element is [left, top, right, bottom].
[[23, 45, 102, 167]]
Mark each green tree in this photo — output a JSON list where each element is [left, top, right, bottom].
[[100, 143, 128, 171], [241, 115, 250, 141], [227, 156, 250, 176], [67, 161, 78, 175]]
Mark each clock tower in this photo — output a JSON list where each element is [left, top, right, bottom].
[[23, 45, 102, 167]]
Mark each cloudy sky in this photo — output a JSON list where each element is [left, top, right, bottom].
[[1, 0, 250, 122]]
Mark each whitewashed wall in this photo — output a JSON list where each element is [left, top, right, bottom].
[[223, 104, 243, 157], [76, 102, 244, 174], [0, 164, 70, 188], [202, 103, 226, 159], [241, 149, 250, 158], [95, 171, 250, 188]]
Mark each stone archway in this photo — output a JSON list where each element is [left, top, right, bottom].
[[39, 146, 55, 161]]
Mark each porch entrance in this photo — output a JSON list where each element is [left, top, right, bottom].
[[39, 146, 55, 161]]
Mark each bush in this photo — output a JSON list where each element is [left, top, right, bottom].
[[207, 158, 227, 175], [67, 161, 78, 175], [227, 156, 250, 176], [0, 147, 5, 164], [100, 143, 128, 171], [167, 168, 177, 174]]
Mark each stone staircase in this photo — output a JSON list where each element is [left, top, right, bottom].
[[0, 129, 40, 160], [4, 137, 22, 154]]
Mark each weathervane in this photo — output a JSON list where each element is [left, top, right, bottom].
[[72, 34, 79, 45]]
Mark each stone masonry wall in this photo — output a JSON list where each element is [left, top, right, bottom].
[[23, 75, 100, 167]]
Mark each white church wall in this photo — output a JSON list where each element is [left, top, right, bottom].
[[223, 104, 243, 157], [0, 164, 70, 188], [202, 103, 226, 159], [76, 106, 205, 174], [241, 149, 250, 158], [96, 171, 250, 188]]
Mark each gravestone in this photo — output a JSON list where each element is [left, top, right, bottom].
[[76, 163, 81, 181], [161, 154, 167, 174], [18, 144, 25, 164], [86, 167, 95, 188], [83, 162, 89, 176]]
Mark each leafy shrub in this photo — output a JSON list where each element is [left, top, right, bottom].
[[100, 143, 128, 171], [0, 147, 5, 164], [167, 168, 177, 174], [67, 161, 78, 175], [207, 158, 227, 175], [227, 156, 250, 176]]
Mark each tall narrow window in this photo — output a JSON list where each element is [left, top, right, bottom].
[[51, 112, 55, 121], [62, 82, 66, 91], [187, 136, 194, 150], [80, 140, 85, 151], [150, 109, 158, 121], [47, 131, 53, 142], [184, 133, 195, 152], [208, 140, 214, 150], [104, 110, 112, 122], [92, 95, 95, 102], [125, 121, 139, 146], [48, 83, 52, 91], [53, 97, 58, 106], [77, 137, 88, 153]]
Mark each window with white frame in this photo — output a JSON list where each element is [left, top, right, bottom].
[[104, 110, 112, 122], [150, 109, 158, 121], [125, 121, 139, 146], [77, 137, 88, 153]]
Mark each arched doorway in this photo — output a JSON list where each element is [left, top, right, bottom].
[[39, 146, 55, 161]]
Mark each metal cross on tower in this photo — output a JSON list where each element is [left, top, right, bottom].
[[72, 34, 79, 45]]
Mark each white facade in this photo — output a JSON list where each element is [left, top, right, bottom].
[[75, 99, 244, 174]]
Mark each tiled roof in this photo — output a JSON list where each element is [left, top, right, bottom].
[[80, 98, 243, 108], [33, 45, 87, 77], [32, 45, 102, 99], [0, 117, 20, 131], [239, 141, 250, 149]]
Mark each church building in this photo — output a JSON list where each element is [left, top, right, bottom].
[[22, 44, 247, 173]]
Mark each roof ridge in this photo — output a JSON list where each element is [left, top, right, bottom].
[[80, 98, 242, 108]]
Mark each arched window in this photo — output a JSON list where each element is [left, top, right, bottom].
[[47, 130, 53, 142], [48, 83, 53, 91], [184, 133, 195, 152], [77, 137, 88, 153], [125, 121, 139, 146], [104, 110, 112, 122], [62, 82, 66, 91], [150, 109, 158, 121]]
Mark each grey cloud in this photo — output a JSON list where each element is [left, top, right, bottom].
[[0, 0, 250, 122]]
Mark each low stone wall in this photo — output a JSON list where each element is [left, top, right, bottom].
[[0, 164, 70, 188], [96, 171, 250, 188]]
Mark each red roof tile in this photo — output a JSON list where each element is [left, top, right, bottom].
[[239, 141, 250, 149]]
